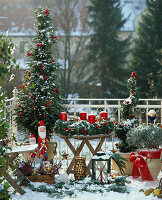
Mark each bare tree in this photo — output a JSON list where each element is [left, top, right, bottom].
[[43, 0, 90, 97]]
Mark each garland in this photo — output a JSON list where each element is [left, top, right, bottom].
[[26, 176, 129, 199], [54, 118, 114, 136]]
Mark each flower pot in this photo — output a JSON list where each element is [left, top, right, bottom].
[[139, 149, 161, 180], [47, 142, 55, 161], [111, 152, 133, 176]]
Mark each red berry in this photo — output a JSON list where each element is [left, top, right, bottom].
[[135, 74, 137, 77], [30, 95, 33, 98], [56, 88, 59, 93], [52, 59, 55, 62], [21, 84, 24, 88], [114, 135, 116, 138], [131, 115, 134, 118], [27, 52, 31, 56], [125, 124, 127, 127], [85, 131, 87, 134], [19, 112, 22, 116], [68, 128, 71, 131], [19, 85, 22, 89], [25, 70, 28, 74], [104, 122, 107, 125], [40, 65, 44, 69], [18, 104, 21, 107], [115, 143, 118, 146], [43, 115, 46, 118], [126, 101, 129, 104], [52, 36, 57, 39], [39, 44, 42, 47], [132, 71, 135, 75], [32, 106, 35, 109], [115, 122, 118, 125], [131, 74, 134, 77], [36, 43, 40, 46], [27, 74, 30, 77], [96, 125, 99, 128], [46, 14, 48, 17], [44, 11, 46, 14], [107, 131, 110, 134], [111, 121, 114, 124], [132, 92, 134, 95], [82, 129, 85, 132]]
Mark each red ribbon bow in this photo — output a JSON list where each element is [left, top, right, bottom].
[[129, 152, 153, 181]]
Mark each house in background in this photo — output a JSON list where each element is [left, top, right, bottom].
[[0, 0, 146, 97]]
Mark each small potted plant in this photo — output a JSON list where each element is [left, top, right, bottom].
[[127, 125, 162, 180]]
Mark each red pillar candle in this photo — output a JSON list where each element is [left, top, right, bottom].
[[100, 112, 108, 120], [80, 112, 87, 120], [60, 112, 67, 121], [88, 114, 96, 124]]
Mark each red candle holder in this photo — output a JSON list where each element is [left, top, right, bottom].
[[88, 114, 96, 124], [100, 112, 108, 120], [60, 112, 67, 121], [80, 112, 87, 120]]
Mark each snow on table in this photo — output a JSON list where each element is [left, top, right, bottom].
[[6, 144, 38, 154]]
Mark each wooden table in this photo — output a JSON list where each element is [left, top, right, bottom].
[[59, 134, 113, 175], [4, 144, 38, 195]]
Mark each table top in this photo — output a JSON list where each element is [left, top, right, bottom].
[[59, 133, 114, 140], [6, 144, 38, 155]]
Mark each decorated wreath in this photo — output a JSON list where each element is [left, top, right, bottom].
[[54, 118, 114, 136]]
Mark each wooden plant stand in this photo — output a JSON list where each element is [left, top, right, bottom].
[[26, 174, 54, 185], [59, 134, 112, 175]]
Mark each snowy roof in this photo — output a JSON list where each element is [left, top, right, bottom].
[[0, 0, 146, 36]]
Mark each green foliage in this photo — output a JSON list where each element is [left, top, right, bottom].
[[0, 34, 18, 200], [54, 118, 114, 136], [121, 72, 139, 120], [26, 177, 129, 198], [130, 0, 162, 98], [86, 0, 131, 97], [127, 125, 162, 149], [15, 9, 64, 139]]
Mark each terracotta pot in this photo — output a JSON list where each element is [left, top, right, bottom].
[[111, 152, 133, 176], [47, 142, 55, 161]]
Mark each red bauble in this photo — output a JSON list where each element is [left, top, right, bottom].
[[96, 125, 99, 128], [131, 74, 134, 77], [125, 124, 127, 127], [43, 115, 46, 118], [68, 128, 71, 131], [111, 121, 114, 124], [56, 88, 59, 93], [22, 84, 24, 88], [132, 92, 134, 95], [104, 122, 107, 125], [18, 104, 21, 107], [132, 71, 135, 75], [30, 95, 33, 98], [131, 115, 134, 118], [126, 101, 129, 104], [115, 122, 118, 125], [19, 112, 22, 116], [36, 43, 39, 46], [52, 59, 55, 62], [40, 65, 44, 69], [115, 143, 118, 146], [19, 85, 22, 89], [52, 36, 57, 39]]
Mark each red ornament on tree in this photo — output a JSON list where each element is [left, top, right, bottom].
[[126, 101, 129, 104], [25, 70, 28, 74], [132, 92, 134, 95], [40, 65, 44, 69], [27, 52, 31, 56], [18, 104, 21, 107], [39, 44, 42, 47], [42, 75, 46, 80], [107, 131, 110, 134], [19, 112, 22, 116], [36, 43, 40, 47], [56, 88, 59, 93], [52, 59, 55, 62], [68, 128, 71, 131], [115, 122, 118, 125], [96, 125, 99, 128], [104, 122, 107, 125], [52, 36, 57, 39]]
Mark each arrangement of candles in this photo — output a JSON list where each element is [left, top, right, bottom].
[[60, 111, 108, 123]]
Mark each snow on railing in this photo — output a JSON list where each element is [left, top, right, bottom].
[[3, 88, 162, 162]]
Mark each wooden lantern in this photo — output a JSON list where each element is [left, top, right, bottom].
[[74, 156, 87, 180]]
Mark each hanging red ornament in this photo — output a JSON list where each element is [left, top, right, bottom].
[[19, 85, 22, 89], [27, 74, 30, 77], [19, 112, 22, 116], [42, 75, 46, 80], [27, 52, 31, 56], [56, 88, 59, 93], [84, 131, 88, 134]]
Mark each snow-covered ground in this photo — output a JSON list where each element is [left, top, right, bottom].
[[10, 173, 161, 200]]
